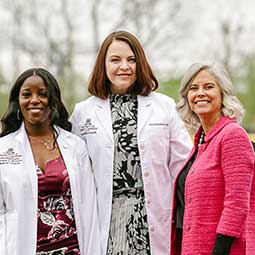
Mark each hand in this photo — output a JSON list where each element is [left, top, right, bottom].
[[212, 234, 234, 255]]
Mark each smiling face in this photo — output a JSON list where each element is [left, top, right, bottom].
[[19, 75, 51, 130], [188, 69, 223, 131], [105, 40, 136, 94]]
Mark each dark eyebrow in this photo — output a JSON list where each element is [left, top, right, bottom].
[[20, 87, 30, 91], [109, 55, 120, 58]]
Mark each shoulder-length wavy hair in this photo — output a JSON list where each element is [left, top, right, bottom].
[[177, 62, 244, 129], [1, 68, 71, 136], [88, 30, 158, 99]]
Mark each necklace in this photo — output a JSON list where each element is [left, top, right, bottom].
[[29, 134, 56, 151], [42, 139, 53, 150], [198, 131, 205, 147]]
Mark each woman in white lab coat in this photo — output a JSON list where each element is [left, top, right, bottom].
[[71, 31, 192, 255], [0, 68, 100, 255]]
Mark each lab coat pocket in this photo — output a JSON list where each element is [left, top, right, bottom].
[[148, 127, 170, 163]]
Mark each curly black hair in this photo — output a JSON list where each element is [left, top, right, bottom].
[[1, 68, 71, 136]]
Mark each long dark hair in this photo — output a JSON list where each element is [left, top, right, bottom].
[[1, 68, 71, 136]]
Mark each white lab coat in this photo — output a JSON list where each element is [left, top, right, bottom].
[[0, 123, 100, 255], [70, 92, 192, 255]]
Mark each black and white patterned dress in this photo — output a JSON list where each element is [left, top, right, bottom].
[[107, 94, 150, 255]]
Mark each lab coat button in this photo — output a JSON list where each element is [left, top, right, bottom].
[[140, 144, 145, 150], [149, 225, 155, 232], [144, 171, 149, 177]]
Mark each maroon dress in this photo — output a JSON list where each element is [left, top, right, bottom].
[[36, 156, 80, 255]]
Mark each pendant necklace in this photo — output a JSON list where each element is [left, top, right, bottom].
[[43, 139, 53, 150], [29, 134, 56, 151]]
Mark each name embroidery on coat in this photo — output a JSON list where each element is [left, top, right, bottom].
[[0, 148, 23, 165], [80, 118, 98, 135], [148, 122, 169, 127]]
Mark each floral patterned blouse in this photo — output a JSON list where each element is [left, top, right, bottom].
[[36, 156, 80, 255], [107, 94, 150, 255]]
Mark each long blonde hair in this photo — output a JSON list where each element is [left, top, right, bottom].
[[177, 62, 244, 129]]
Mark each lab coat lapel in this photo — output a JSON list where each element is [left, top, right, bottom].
[[15, 123, 38, 201], [137, 95, 152, 137], [95, 97, 113, 143], [56, 130, 79, 213], [57, 128, 75, 176]]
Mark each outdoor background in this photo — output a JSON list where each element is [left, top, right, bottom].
[[0, 0, 254, 138]]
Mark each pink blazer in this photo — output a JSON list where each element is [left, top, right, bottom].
[[171, 116, 255, 255]]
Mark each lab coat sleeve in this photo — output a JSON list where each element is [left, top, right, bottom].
[[79, 143, 101, 255], [168, 104, 192, 180], [0, 169, 7, 255]]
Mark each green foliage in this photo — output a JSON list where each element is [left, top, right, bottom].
[[0, 71, 8, 119], [0, 65, 254, 133], [58, 69, 87, 114], [159, 72, 255, 133], [158, 78, 181, 102], [239, 56, 255, 132], [0, 92, 9, 118]]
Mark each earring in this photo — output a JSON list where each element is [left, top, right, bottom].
[[17, 109, 21, 120]]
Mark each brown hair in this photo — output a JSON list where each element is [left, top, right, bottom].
[[88, 30, 158, 99]]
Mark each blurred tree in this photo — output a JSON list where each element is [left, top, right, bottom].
[[238, 55, 255, 132], [89, 0, 103, 54], [0, 69, 8, 118], [0, 93, 9, 119], [108, 0, 182, 47], [219, 20, 243, 74], [158, 69, 255, 134], [1, 0, 87, 112], [9, 0, 23, 77], [1, 0, 254, 133], [1, 0, 189, 109], [88, 0, 190, 76]]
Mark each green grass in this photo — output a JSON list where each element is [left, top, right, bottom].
[[249, 133, 255, 142]]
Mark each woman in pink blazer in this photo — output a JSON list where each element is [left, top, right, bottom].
[[171, 62, 255, 255]]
